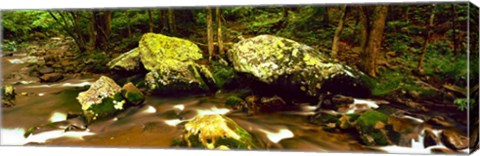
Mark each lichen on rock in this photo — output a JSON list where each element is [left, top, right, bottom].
[[77, 76, 125, 122], [107, 48, 142, 72], [138, 33, 203, 71], [1, 84, 16, 107], [175, 114, 257, 149], [228, 35, 370, 99]]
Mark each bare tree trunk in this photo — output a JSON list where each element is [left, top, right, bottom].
[[70, 12, 86, 51], [216, 7, 224, 55], [207, 7, 214, 61], [167, 8, 176, 35], [87, 11, 96, 49], [322, 7, 329, 28], [126, 11, 132, 37], [331, 5, 349, 58], [359, 6, 369, 51], [148, 10, 154, 32], [451, 4, 457, 55], [417, 4, 436, 72], [362, 5, 388, 77], [93, 10, 111, 51]]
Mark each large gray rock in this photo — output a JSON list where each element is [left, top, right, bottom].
[[107, 48, 142, 72], [77, 76, 125, 123], [109, 33, 216, 94], [228, 35, 370, 99]]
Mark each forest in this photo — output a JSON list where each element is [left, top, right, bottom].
[[1, 2, 479, 154]]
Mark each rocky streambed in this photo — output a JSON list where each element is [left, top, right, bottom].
[[1, 34, 471, 154]]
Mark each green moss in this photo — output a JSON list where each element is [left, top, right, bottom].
[[225, 96, 245, 107], [354, 110, 390, 146]]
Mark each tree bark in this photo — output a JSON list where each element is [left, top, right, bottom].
[[216, 7, 224, 55], [417, 4, 436, 72], [322, 7, 329, 28], [451, 4, 457, 55], [148, 10, 154, 32], [362, 5, 388, 77], [93, 10, 111, 51], [88, 11, 96, 48], [359, 6, 369, 51], [331, 5, 349, 58], [207, 7, 214, 61], [167, 8, 176, 35]]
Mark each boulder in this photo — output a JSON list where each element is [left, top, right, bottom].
[[174, 114, 257, 149], [1, 85, 16, 107], [440, 130, 468, 150], [121, 82, 145, 106], [109, 33, 216, 94], [423, 129, 439, 148], [228, 35, 371, 101], [138, 33, 203, 71], [38, 66, 54, 74], [144, 61, 215, 95], [77, 76, 125, 123], [354, 110, 400, 146], [40, 73, 63, 82], [107, 48, 142, 72]]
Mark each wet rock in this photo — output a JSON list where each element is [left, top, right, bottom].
[[38, 66, 54, 74], [259, 95, 288, 112], [427, 116, 455, 128], [228, 35, 371, 101], [1, 85, 16, 107], [331, 95, 355, 105], [173, 114, 257, 149], [440, 130, 468, 150], [77, 76, 125, 123], [225, 95, 246, 109], [39, 73, 63, 82], [423, 129, 439, 148], [121, 82, 145, 106], [430, 147, 456, 154], [354, 110, 400, 146], [107, 48, 142, 72], [310, 111, 359, 131]]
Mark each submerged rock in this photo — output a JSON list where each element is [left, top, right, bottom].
[[228, 35, 371, 101], [77, 76, 125, 123], [107, 48, 142, 72], [1, 85, 16, 107], [39, 73, 63, 82], [174, 114, 257, 149]]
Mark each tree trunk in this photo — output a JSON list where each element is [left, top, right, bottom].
[[126, 11, 132, 37], [167, 8, 176, 35], [207, 7, 214, 61], [331, 5, 349, 58], [70, 12, 86, 51], [359, 6, 369, 51], [93, 11, 111, 51], [451, 4, 457, 55], [88, 11, 96, 48], [417, 4, 436, 72], [148, 10, 154, 32], [216, 7, 224, 55], [362, 5, 388, 77], [322, 7, 329, 28]]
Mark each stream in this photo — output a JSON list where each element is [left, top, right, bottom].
[[0, 52, 469, 154]]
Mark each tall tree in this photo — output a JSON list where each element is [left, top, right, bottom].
[[216, 7, 224, 55], [417, 4, 436, 73], [167, 8, 176, 35], [360, 5, 389, 77], [148, 10, 154, 32], [48, 11, 87, 52], [125, 10, 132, 37], [451, 4, 458, 55], [207, 7, 214, 61], [93, 10, 112, 51], [331, 5, 349, 58]]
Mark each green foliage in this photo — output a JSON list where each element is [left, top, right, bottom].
[[2, 41, 18, 51], [2, 10, 58, 40], [454, 98, 475, 111]]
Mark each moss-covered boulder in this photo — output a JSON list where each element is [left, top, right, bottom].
[[107, 48, 142, 72], [77, 76, 126, 123], [228, 35, 370, 100], [354, 110, 400, 146], [174, 114, 257, 149], [1, 84, 16, 107], [121, 82, 145, 106], [144, 61, 216, 95], [138, 33, 203, 71]]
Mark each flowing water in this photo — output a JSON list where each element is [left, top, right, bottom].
[[0, 53, 467, 154]]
